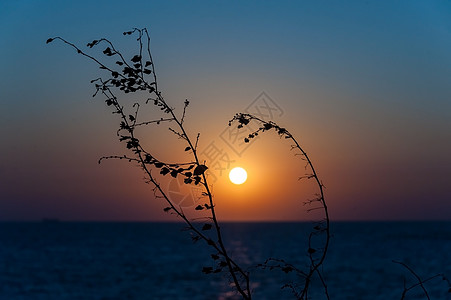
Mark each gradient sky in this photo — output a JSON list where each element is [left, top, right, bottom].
[[1, 1, 450, 221]]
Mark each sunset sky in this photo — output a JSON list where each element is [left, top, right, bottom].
[[1, 1, 450, 221]]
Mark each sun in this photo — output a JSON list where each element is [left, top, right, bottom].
[[229, 167, 247, 185]]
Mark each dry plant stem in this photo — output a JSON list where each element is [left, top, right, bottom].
[[157, 94, 251, 299], [144, 26, 250, 297], [48, 29, 250, 299], [395, 260, 430, 299], [229, 113, 330, 300], [293, 129, 330, 300], [393, 260, 446, 300]]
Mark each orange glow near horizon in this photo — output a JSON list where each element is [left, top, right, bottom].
[[199, 136, 322, 222]]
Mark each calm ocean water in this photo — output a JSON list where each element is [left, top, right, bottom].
[[0, 222, 450, 299]]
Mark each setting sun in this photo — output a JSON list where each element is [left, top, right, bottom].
[[229, 167, 247, 185]]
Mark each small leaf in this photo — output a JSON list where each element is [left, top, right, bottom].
[[264, 123, 273, 130], [160, 167, 170, 176], [184, 178, 193, 184], [154, 162, 164, 168], [202, 224, 212, 231], [308, 248, 316, 254], [278, 128, 287, 135], [128, 115, 135, 122], [170, 169, 178, 178], [184, 146, 191, 151], [219, 261, 228, 268], [143, 69, 152, 74], [184, 172, 192, 177], [144, 155, 153, 164], [163, 207, 171, 212], [103, 47, 112, 55], [282, 266, 293, 273], [131, 55, 141, 63], [195, 205, 204, 211], [244, 138, 250, 143], [46, 38, 54, 44], [238, 116, 250, 125], [87, 40, 98, 48], [145, 61, 152, 67], [193, 165, 208, 176], [194, 176, 201, 185]]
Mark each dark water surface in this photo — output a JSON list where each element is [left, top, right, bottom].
[[1, 222, 450, 299]]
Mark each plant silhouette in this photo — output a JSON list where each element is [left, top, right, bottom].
[[47, 28, 450, 299], [48, 28, 251, 299], [228, 113, 330, 299]]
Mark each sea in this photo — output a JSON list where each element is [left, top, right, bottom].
[[1, 222, 450, 299]]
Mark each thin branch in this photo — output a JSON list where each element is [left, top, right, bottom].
[[194, 133, 200, 151], [98, 155, 140, 164], [168, 127, 186, 140], [134, 117, 174, 127], [229, 113, 330, 300], [181, 99, 190, 124], [393, 260, 436, 300]]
